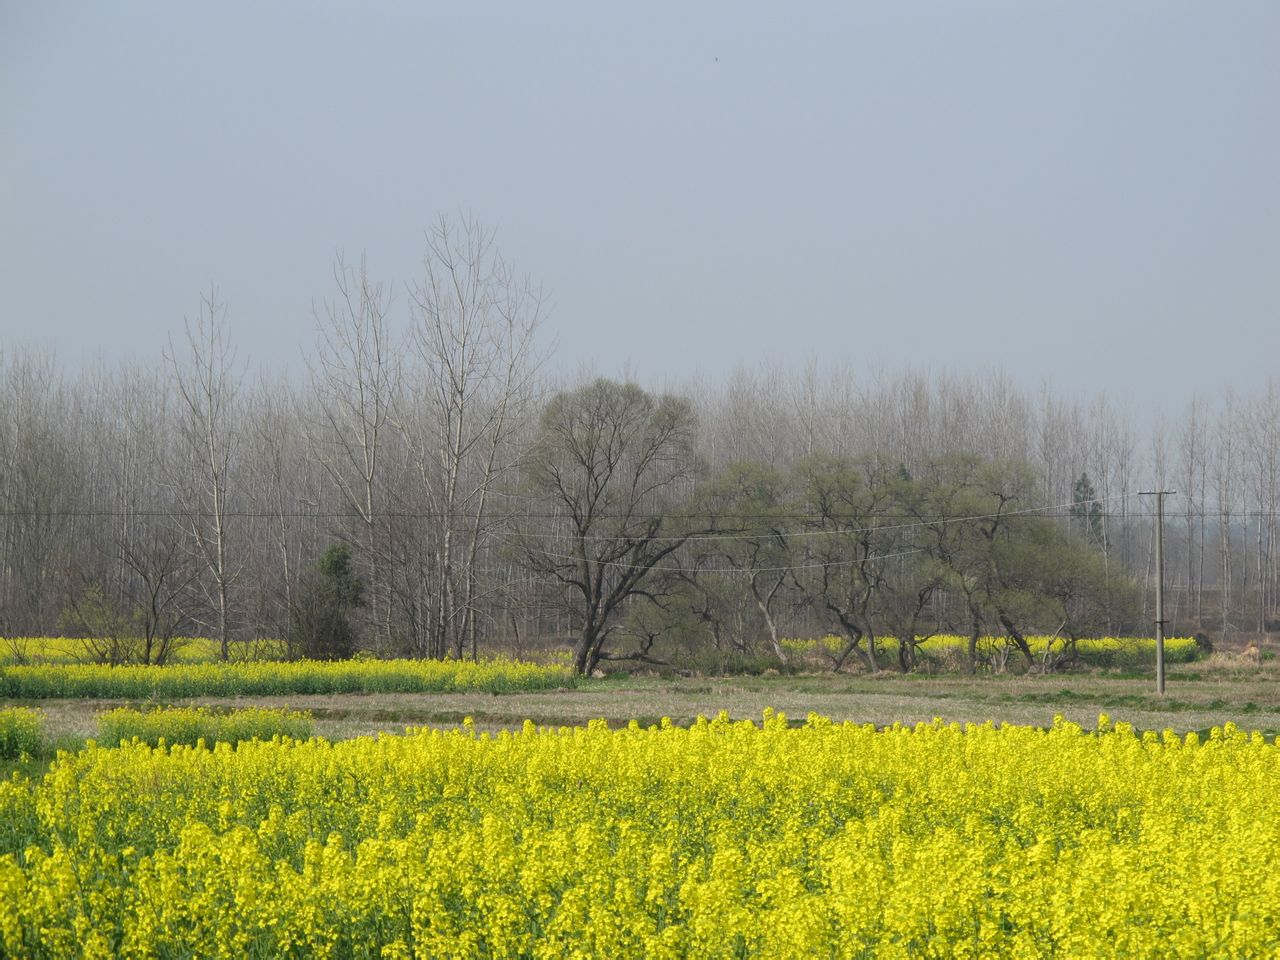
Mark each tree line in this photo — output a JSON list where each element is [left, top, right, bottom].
[[2, 217, 1278, 672]]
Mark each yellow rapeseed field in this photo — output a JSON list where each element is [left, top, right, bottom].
[[1, 713, 1276, 958], [0, 636, 288, 665], [781, 634, 1202, 667], [94, 706, 314, 749], [0, 656, 575, 700]]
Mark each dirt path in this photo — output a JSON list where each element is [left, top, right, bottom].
[[11, 657, 1277, 743]]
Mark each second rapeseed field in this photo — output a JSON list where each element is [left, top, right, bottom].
[[0, 713, 1276, 958]]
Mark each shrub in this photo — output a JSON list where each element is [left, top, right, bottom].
[[681, 647, 791, 677]]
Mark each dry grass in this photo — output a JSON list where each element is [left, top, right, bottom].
[[7, 656, 1278, 745]]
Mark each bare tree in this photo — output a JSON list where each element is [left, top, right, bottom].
[[521, 378, 702, 674], [1245, 382, 1280, 634], [1177, 396, 1208, 627], [120, 520, 197, 665], [307, 255, 400, 649], [406, 214, 548, 658], [0, 348, 80, 635], [1213, 392, 1239, 635], [167, 287, 243, 660], [245, 377, 312, 639]]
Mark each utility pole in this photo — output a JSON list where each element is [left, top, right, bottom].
[[1139, 490, 1176, 695]]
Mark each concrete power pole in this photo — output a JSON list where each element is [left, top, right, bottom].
[[1139, 490, 1176, 695]]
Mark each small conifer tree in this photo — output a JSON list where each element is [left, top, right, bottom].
[[289, 543, 364, 660], [1069, 473, 1105, 547]]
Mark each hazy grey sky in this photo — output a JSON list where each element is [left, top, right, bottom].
[[2, 1, 1276, 410]]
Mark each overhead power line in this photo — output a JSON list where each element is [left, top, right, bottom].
[[0, 493, 1127, 525], [4, 496, 1280, 530], [493, 533, 930, 574], [503, 493, 1135, 544]]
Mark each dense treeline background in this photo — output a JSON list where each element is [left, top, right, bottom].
[[2, 219, 1278, 672]]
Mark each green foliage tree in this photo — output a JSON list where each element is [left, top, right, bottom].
[[914, 457, 1138, 671], [790, 454, 946, 672], [787, 454, 886, 671], [612, 585, 713, 668], [290, 543, 365, 660], [907, 455, 1046, 669], [691, 461, 797, 663]]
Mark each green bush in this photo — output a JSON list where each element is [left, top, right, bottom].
[[0, 708, 44, 759], [96, 707, 313, 749], [679, 647, 791, 677]]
